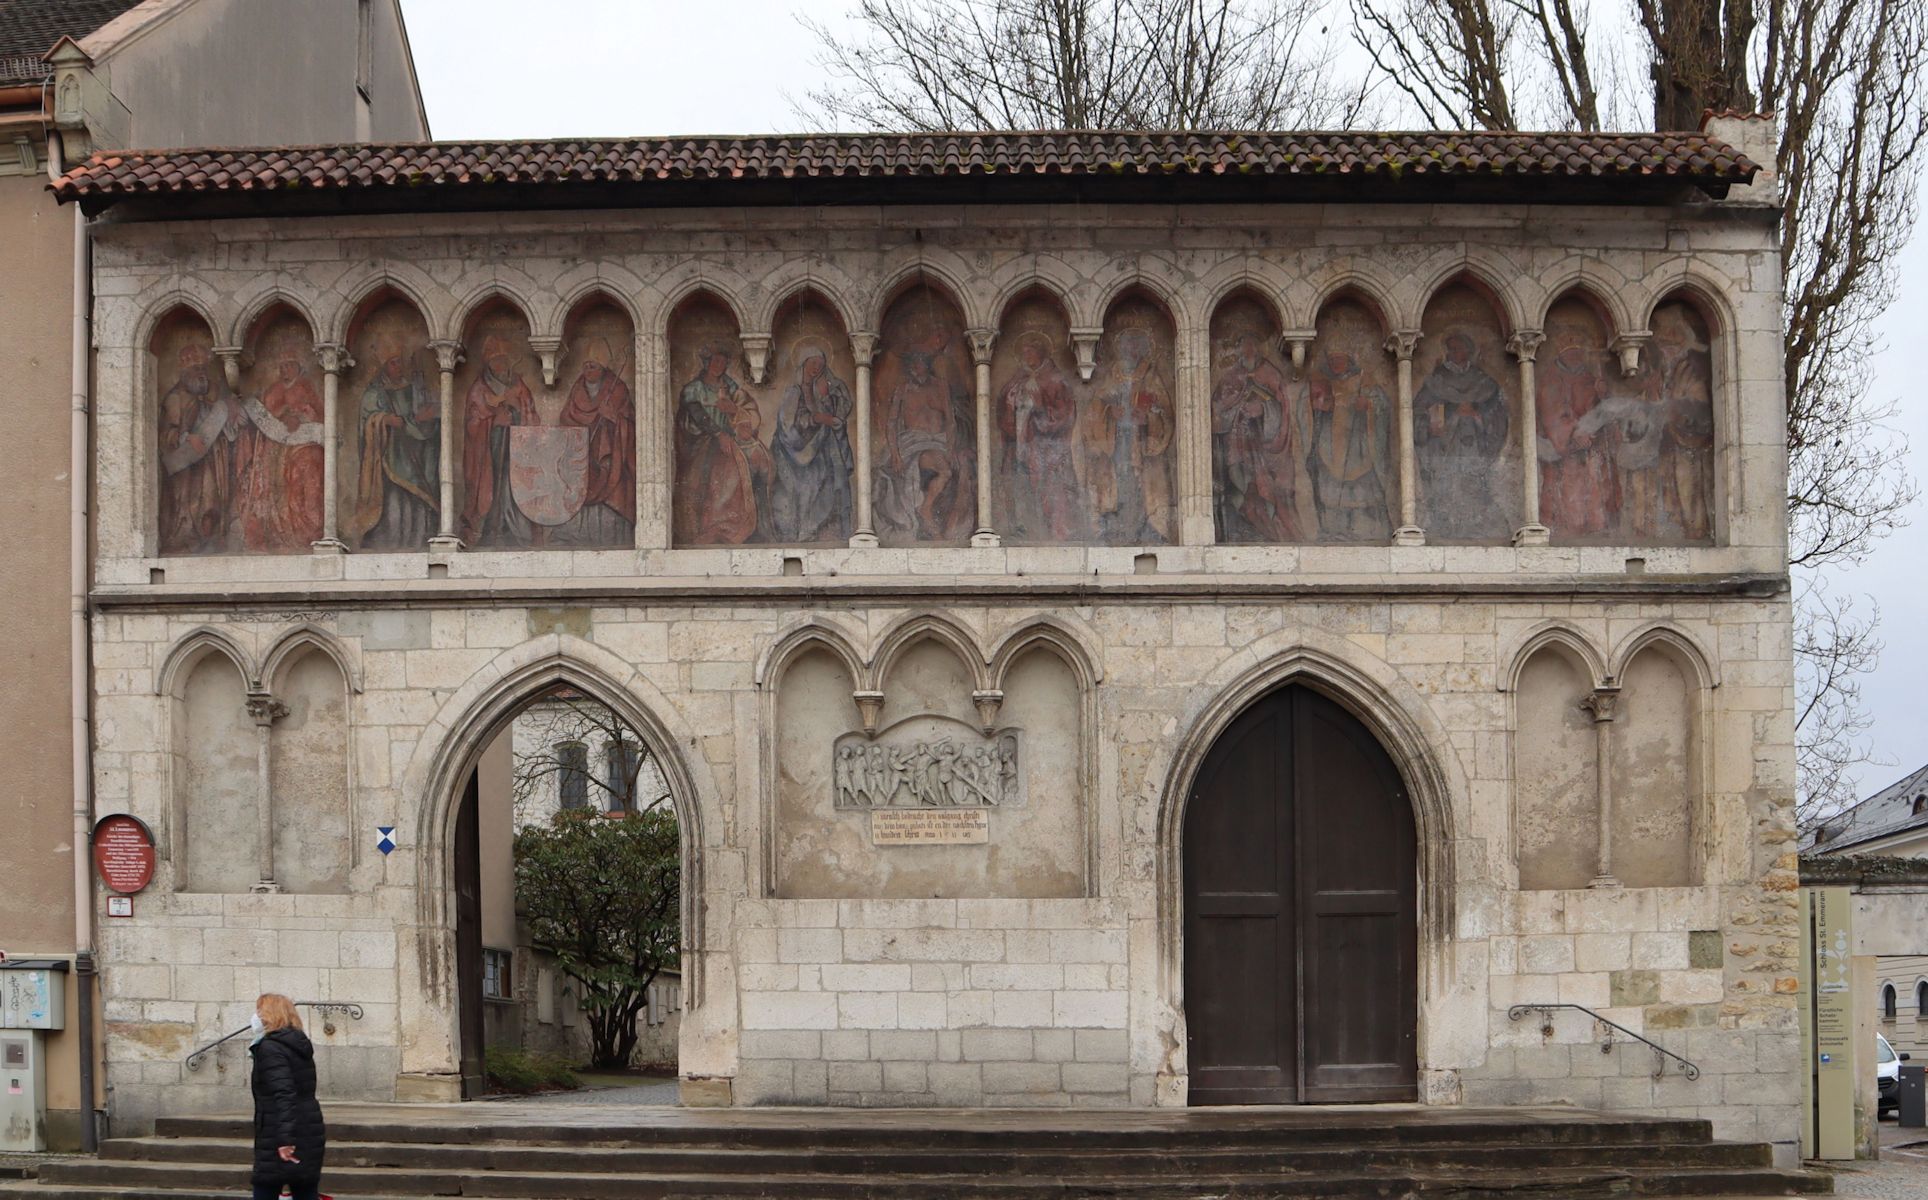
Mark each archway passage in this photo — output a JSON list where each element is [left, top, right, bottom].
[[1183, 685, 1417, 1104]]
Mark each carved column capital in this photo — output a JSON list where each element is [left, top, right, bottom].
[[314, 342, 354, 375], [527, 335, 563, 387], [429, 339, 464, 374], [965, 328, 998, 366], [1611, 332, 1651, 377], [849, 330, 879, 366], [1507, 329, 1546, 363], [1280, 330, 1318, 373], [212, 345, 244, 392], [246, 695, 290, 727], [971, 690, 1004, 735], [740, 333, 773, 384], [1384, 330, 1423, 362], [1580, 688, 1621, 723], [852, 690, 886, 737], [1069, 327, 1104, 382]]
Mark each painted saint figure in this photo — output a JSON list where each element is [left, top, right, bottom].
[[876, 334, 974, 541], [1083, 326, 1175, 543], [554, 336, 636, 546], [769, 345, 855, 542], [1305, 348, 1392, 542], [235, 345, 325, 552], [998, 332, 1081, 541], [1211, 331, 1298, 542], [461, 334, 539, 546], [1414, 332, 1510, 539], [1536, 326, 1616, 538], [1653, 306, 1715, 541], [350, 338, 440, 550], [158, 340, 237, 555], [674, 344, 771, 544]]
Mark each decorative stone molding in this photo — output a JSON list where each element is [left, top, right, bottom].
[[740, 333, 773, 384], [1611, 332, 1651, 377], [1070, 326, 1103, 381], [1281, 330, 1318, 372], [527, 335, 563, 387]]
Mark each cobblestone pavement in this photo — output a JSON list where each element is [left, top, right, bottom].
[[1825, 1156, 1928, 1198], [507, 1075, 680, 1105]]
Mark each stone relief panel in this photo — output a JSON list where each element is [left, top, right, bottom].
[[671, 294, 769, 546], [872, 284, 977, 544], [992, 289, 1081, 543], [1537, 295, 1619, 542], [1611, 646, 1696, 887], [176, 650, 258, 893], [234, 307, 326, 553], [268, 648, 351, 894], [153, 308, 231, 556], [1087, 291, 1177, 543], [342, 295, 439, 551], [774, 639, 1084, 899], [1413, 283, 1521, 541], [764, 292, 858, 544], [1514, 646, 1599, 890]]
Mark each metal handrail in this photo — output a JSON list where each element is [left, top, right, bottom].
[[1508, 1003, 1701, 1080], [183, 1002, 365, 1071]]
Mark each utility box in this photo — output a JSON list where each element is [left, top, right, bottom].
[[0, 961, 67, 1153], [1901, 1064, 1926, 1129]]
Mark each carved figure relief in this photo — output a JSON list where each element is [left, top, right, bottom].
[[1413, 284, 1521, 541], [872, 284, 976, 544], [343, 297, 439, 551], [992, 291, 1082, 542], [832, 723, 1022, 809], [1085, 292, 1177, 543]]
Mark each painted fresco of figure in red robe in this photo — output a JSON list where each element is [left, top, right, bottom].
[[674, 344, 771, 544], [1536, 326, 1617, 538], [554, 336, 636, 547], [234, 345, 325, 552], [998, 332, 1082, 541], [1211, 330, 1299, 542], [158, 340, 238, 555], [1653, 303, 1715, 542], [1083, 323, 1175, 544], [461, 333, 539, 546]]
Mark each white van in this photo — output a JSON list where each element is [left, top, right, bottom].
[[1877, 1032, 1908, 1116]]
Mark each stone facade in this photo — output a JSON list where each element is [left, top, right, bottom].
[[79, 146, 1803, 1156]]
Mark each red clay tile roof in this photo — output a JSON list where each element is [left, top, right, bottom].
[[52, 131, 1758, 207]]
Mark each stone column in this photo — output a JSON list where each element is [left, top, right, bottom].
[[635, 328, 669, 551], [313, 343, 352, 552], [967, 328, 1000, 547], [1178, 321, 1215, 544], [428, 339, 463, 552], [1386, 330, 1425, 545], [849, 331, 879, 548], [1508, 329, 1550, 546], [1581, 687, 1622, 889], [246, 693, 289, 892]]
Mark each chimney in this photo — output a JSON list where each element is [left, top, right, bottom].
[[1700, 111, 1780, 207]]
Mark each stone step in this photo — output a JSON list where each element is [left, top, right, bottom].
[[0, 1160, 1836, 1199], [100, 1134, 1778, 1175]]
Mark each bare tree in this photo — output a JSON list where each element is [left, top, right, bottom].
[[510, 689, 671, 829], [1352, 0, 1926, 815], [800, 0, 1370, 132]]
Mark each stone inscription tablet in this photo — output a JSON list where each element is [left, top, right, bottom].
[[871, 808, 990, 845]]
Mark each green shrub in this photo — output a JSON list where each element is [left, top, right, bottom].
[[483, 1046, 580, 1094]]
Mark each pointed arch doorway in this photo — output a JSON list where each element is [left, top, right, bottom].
[[1183, 684, 1417, 1104]]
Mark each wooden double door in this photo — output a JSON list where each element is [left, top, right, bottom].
[[1183, 685, 1417, 1104]]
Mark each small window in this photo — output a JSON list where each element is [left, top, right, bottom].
[[481, 948, 512, 1000], [356, 0, 373, 100], [1917, 980, 1928, 1016], [1883, 983, 1899, 1022], [604, 739, 642, 813], [557, 741, 589, 810], [1913, 794, 1926, 816]]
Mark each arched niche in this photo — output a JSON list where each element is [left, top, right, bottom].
[[456, 298, 542, 548], [668, 291, 767, 547], [990, 286, 1080, 543], [1413, 279, 1521, 542], [152, 305, 231, 556], [1303, 291, 1397, 544], [1513, 642, 1600, 890], [1640, 291, 1718, 544], [551, 295, 638, 548], [871, 278, 976, 545], [269, 646, 352, 894], [1611, 642, 1699, 887], [763, 288, 858, 545], [341, 289, 438, 552], [1208, 287, 1297, 544], [1088, 288, 1178, 544], [233, 303, 325, 553], [1536, 291, 1619, 543], [174, 646, 258, 893]]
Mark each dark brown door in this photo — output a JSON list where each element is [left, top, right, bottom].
[[1184, 685, 1417, 1104], [453, 771, 486, 1099]]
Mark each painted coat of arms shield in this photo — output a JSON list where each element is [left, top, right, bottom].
[[509, 425, 589, 526]]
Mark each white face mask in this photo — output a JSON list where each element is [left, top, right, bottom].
[[248, 1012, 265, 1040]]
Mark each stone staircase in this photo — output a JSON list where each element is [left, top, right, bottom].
[[0, 1104, 1831, 1198]]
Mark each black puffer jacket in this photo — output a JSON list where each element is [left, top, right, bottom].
[[249, 1027, 325, 1185]]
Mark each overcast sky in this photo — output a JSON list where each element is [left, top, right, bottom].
[[400, 0, 1924, 800]]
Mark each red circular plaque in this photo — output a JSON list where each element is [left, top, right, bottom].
[[93, 814, 157, 895]]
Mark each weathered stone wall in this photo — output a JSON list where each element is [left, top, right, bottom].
[[82, 196, 1801, 1154]]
